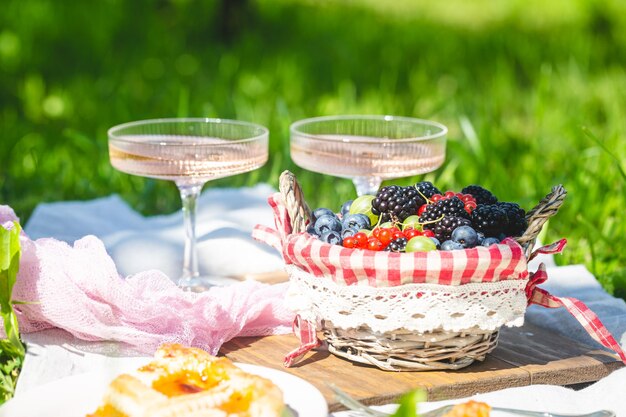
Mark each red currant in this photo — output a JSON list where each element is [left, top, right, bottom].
[[418, 204, 428, 216], [367, 238, 384, 251], [461, 195, 476, 204], [465, 201, 477, 214], [431, 194, 443, 202], [444, 190, 455, 198], [372, 228, 381, 238], [353, 232, 368, 248], [404, 229, 421, 239], [422, 229, 435, 238], [378, 229, 393, 245], [343, 237, 357, 248]]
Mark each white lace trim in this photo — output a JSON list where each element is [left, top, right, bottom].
[[285, 265, 527, 334]]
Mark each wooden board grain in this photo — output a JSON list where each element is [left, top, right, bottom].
[[220, 322, 623, 412]]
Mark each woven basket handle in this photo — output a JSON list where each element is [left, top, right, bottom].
[[279, 170, 311, 233], [279, 170, 566, 259], [515, 184, 567, 259]]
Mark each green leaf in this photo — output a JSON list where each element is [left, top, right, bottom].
[[0, 222, 19, 270], [11, 300, 39, 305], [0, 340, 23, 405], [0, 222, 26, 405], [0, 221, 25, 356], [0, 338, 20, 359], [392, 389, 426, 417], [281, 407, 296, 417], [4, 310, 23, 356], [0, 222, 21, 305]]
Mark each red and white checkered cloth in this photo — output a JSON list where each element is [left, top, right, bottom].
[[253, 194, 528, 287], [253, 193, 626, 366]]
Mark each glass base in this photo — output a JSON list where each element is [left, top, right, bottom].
[[178, 275, 240, 292]]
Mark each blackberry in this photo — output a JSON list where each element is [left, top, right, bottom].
[[497, 202, 527, 237], [419, 196, 472, 241], [384, 237, 408, 252], [419, 196, 470, 223], [471, 204, 508, 237], [461, 185, 498, 205], [371, 185, 426, 223], [415, 181, 441, 199], [427, 216, 472, 242]]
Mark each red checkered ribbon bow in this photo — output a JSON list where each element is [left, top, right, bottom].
[[252, 193, 292, 255], [526, 246, 626, 363], [254, 194, 626, 366], [283, 316, 322, 367]]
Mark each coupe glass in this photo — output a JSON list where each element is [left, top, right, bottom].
[[290, 115, 447, 196], [108, 118, 268, 291]]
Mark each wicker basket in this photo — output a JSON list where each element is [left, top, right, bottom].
[[278, 171, 567, 371]]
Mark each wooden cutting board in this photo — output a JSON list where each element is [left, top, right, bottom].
[[220, 322, 623, 412]]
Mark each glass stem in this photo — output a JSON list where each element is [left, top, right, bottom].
[[353, 176, 382, 196], [178, 184, 203, 288]]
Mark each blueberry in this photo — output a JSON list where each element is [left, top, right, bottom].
[[481, 237, 501, 247], [355, 213, 371, 228], [341, 200, 353, 217], [320, 230, 342, 245], [341, 226, 359, 238], [306, 224, 319, 237], [451, 225, 479, 248], [430, 237, 441, 249], [441, 240, 464, 250], [342, 213, 370, 230], [477, 232, 485, 244], [314, 214, 342, 235], [312, 208, 335, 222]]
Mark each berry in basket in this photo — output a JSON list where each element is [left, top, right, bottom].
[[307, 181, 529, 253], [371, 185, 425, 222], [461, 184, 498, 205]]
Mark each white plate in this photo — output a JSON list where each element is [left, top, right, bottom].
[[0, 360, 327, 417]]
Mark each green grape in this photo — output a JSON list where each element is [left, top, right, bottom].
[[405, 236, 437, 252], [401, 215, 422, 230], [349, 195, 379, 225]]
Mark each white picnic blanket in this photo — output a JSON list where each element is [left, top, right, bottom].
[[24, 185, 284, 282]]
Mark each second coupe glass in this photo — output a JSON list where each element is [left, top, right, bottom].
[[290, 115, 447, 196]]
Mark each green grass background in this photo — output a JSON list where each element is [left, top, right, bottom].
[[1, 0, 625, 297]]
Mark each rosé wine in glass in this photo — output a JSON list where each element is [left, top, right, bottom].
[[290, 115, 447, 196], [109, 136, 267, 185]]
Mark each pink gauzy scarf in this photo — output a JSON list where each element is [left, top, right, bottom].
[[0, 205, 293, 354]]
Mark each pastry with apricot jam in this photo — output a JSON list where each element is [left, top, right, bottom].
[[87, 343, 284, 417]]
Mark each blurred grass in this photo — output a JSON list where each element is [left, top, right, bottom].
[[0, 0, 625, 296]]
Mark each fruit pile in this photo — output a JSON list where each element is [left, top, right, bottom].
[[307, 182, 527, 252]]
